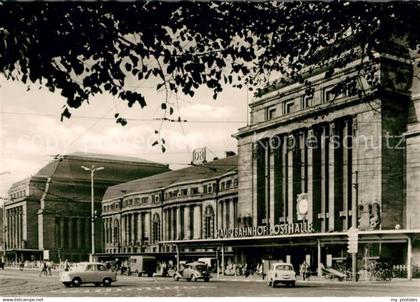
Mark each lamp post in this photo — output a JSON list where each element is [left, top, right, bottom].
[[81, 165, 104, 262]]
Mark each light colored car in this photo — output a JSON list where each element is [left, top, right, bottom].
[[60, 262, 117, 287], [173, 262, 211, 282], [266, 263, 296, 287]]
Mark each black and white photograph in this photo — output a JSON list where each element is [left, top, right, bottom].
[[0, 1, 419, 300]]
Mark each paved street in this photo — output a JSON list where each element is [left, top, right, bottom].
[[0, 268, 419, 297]]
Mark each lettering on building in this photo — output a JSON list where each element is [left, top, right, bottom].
[[217, 222, 314, 239]]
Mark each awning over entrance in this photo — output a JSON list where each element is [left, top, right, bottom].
[[161, 229, 420, 248]]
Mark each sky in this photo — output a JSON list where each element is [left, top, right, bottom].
[[0, 75, 250, 201]]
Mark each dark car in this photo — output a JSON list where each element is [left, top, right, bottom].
[[173, 262, 211, 282]]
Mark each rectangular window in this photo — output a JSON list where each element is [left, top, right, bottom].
[[226, 180, 232, 189], [141, 197, 148, 203], [323, 88, 335, 102], [284, 101, 295, 114], [181, 189, 188, 196], [265, 106, 277, 120], [208, 184, 213, 193], [191, 187, 199, 195], [323, 85, 348, 103], [302, 95, 313, 109]]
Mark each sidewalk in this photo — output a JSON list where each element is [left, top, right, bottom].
[[214, 274, 420, 286]]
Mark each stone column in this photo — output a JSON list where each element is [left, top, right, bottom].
[[127, 213, 132, 246], [193, 206, 200, 239], [342, 120, 350, 230], [138, 212, 143, 246], [184, 206, 191, 240], [17, 209, 20, 248], [177, 207, 182, 240], [252, 143, 258, 227], [15, 209, 18, 248], [282, 137, 288, 224], [166, 209, 169, 241], [59, 217, 64, 249], [69, 217, 74, 249], [11, 210, 15, 248], [162, 210, 165, 242], [75, 218, 81, 249], [320, 125, 327, 232], [121, 215, 126, 247], [307, 128, 314, 225], [198, 205, 202, 239], [172, 208, 177, 241], [6, 211, 10, 249], [111, 219, 115, 247], [107, 218, 111, 246], [104, 218, 108, 249], [269, 142, 276, 227], [167, 209, 172, 241], [15, 209, 18, 249], [328, 123, 336, 232], [218, 201, 224, 229], [144, 212, 151, 245], [131, 213, 135, 245], [300, 131, 307, 193], [224, 200, 229, 229], [351, 117, 358, 229], [287, 134, 294, 224], [16, 208, 21, 249], [108, 218, 112, 246], [229, 199, 235, 229]]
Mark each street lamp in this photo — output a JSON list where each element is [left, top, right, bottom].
[[81, 165, 104, 262]]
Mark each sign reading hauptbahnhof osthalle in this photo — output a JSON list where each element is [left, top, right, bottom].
[[217, 221, 314, 238]]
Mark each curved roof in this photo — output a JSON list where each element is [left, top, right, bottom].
[[103, 155, 237, 201]]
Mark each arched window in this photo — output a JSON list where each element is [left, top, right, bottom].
[[152, 213, 160, 243], [203, 206, 215, 239]]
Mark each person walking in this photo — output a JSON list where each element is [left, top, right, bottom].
[[300, 260, 310, 281], [64, 259, 70, 272], [39, 261, 47, 277], [46, 260, 52, 275]]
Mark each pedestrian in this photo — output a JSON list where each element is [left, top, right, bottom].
[[46, 260, 52, 275], [19, 260, 24, 271], [300, 260, 309, 281], [64, 259, 70, 272], [39, 261, 47, 277]]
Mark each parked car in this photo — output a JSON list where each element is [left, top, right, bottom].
[[60, 262, 117, 287], [266, 263, 296, 287], [173, 262, 211, 282]]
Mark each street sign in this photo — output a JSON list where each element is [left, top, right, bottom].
[[347, 227, 359, 254]]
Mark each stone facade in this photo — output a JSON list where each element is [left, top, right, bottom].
[[3, 152, 169, 262], [235, 46, 415, 233], [233, 43, 420, 276], [101, 155, 238, 256]]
